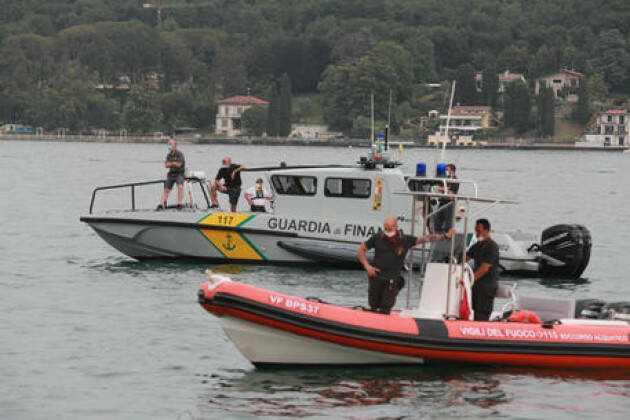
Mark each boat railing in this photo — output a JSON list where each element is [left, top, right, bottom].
[[87, 176, 211, 214], [395, 189, 517, 312], [406, 177, 478, 198]]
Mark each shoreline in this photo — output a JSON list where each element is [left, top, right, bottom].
[[2, 134, 628, 152]]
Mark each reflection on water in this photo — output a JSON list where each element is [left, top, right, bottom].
[[195, 365, 630, 418], [197, 366, 514, 417]]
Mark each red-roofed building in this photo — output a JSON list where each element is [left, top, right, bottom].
[[577, 109, 629, 147], [535, 68, 585, 102], [438, 106, 495, 137], [215, 95, 270, 136]]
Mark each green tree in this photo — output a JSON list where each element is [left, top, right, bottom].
[[528, 45, 557, 79], [241, 105, 267, 136], [278, 73, 292, 136], [455, 63, 477, 105], [575, 83, 590, 125], [536, 84, 554, 137], [318, 64, 352, 131], [374, 41, 413, 101], [497, 45, 528, 74], [404, 33, 437, 82], [122, 83, 162, 134], [26, 62, 118, 131], [586, 73, 609, 108], [588, 29, 630, 90], [160, 89, 195, 132], [481, 62, 499, 108], [504, 80, 531, 134], [266, 84, 279, 136]]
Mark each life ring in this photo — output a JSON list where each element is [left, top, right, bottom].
[[508, 310, 542, 323]]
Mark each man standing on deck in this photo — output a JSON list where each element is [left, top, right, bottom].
[[466, 218, 500, 321], [210, 156, 245, 212], [357, 216, 455, 314], [157, 138, 185, 210]]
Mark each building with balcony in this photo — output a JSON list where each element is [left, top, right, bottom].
[[576, 109, 629, 147], [438, 106, 494, 138], [215, 95, 269, 136]]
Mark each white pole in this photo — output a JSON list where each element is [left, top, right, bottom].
[[371, 93, 374, 145], [441, 80, 456, 161]]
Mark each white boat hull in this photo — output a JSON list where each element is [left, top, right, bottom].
[[219, 316, 424, 365]]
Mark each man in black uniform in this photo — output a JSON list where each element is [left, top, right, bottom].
[[157, 138, 185, 210], [210, 156, 246, 212], [466, 218, 500, 321], [357, 216, 455, 314]]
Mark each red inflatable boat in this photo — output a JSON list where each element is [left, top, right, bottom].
[[198, 271, 630, 369]]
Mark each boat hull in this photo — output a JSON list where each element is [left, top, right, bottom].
[[198, 279, 630, 369], [82, 211, 544, 276]]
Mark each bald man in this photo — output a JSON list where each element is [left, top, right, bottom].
[[357, 216, 455, 314], [157, 138, 185, 210], [210, 156, 246, 212]]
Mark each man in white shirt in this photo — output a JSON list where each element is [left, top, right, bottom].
[[244, 178, 274, 212]]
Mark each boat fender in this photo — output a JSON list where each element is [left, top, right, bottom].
[[508, 310, 542, 323]]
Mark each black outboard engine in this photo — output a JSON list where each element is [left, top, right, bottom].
[[537, 224, 592, 278]]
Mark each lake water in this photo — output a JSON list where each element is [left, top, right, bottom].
[[2, 140, 630, 419]]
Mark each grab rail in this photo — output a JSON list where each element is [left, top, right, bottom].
[[88, 177, 210, 214]]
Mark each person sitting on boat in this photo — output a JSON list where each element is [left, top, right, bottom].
[[466, 218, 500, 321], [210, 157, 245, 212], [157, 138, 185, 210], [244, 178, 274, 212], [357, 216, 455, 314]]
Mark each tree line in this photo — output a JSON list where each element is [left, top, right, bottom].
[[0, 0, 628, 135]]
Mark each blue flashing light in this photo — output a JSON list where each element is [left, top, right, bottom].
[[436, 163, 447, 177], [378, 130, 384, 139], [416, 162, 427, 176]]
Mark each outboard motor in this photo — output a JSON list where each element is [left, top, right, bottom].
[[537, 224, 592, 278], [575, 298, 606, 319], [598, 302, 630, 321]]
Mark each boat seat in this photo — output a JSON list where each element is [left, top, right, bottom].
[[517, 296, 576, 322]]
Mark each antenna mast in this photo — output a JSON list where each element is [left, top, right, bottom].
[[370, 93, 374, 145]]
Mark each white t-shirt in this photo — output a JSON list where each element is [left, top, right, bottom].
[[245, 185, 270, 206]]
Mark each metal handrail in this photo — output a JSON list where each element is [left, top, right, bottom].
[[88, 177, 211, 214], [406, 177, 478, 198]]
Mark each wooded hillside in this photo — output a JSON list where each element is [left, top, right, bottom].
[[0, 0, 628, 135]]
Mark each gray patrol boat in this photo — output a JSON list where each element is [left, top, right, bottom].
[[80, 149, 591, 278]]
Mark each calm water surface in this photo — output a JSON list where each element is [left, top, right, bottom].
[[2, 141, 630, 419]]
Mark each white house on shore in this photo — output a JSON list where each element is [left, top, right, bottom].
[[215, 95, 269, 136], [577, 109, 628, 147]]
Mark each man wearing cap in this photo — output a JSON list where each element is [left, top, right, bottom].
[[244, 178, 274, 212]]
